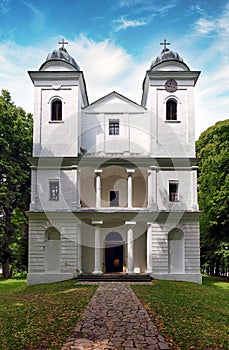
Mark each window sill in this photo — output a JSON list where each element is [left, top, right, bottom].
[[165, 120, 181, 123], [49, 121, 64, 124]]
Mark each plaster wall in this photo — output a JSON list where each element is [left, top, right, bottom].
[[146, 84, 195, 157], [34, 168, 77, 211], [81, 95, 150, 155], [27, 213, 79, 285], [157, 170, 193, 211], [33, 85, 80, 157]]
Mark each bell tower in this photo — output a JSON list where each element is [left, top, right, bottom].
[[141, 41, 200, 158], [29, 40, 88, 158]]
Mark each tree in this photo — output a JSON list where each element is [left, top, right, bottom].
[[0, 90, 33, 278], [196, 119, 229, 276]]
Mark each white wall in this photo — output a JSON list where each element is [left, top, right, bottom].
[[157, 170, 193, 211]]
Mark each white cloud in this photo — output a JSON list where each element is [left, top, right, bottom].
[[195, 18, 216, 35], [194, 2, 229, 37], [114, 17, 148, 31], [0, 0, 10, 14], [22, 0, 45, 28], [0, 40, 47, 112], [69, 35, 148, 103]]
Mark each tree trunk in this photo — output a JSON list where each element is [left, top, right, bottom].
[[2, 254, 10, 279], [209, 259, 215, 276], [215, 258, 220, 276]]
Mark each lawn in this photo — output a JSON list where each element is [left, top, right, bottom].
[[132, 276, 229, 350], [0, 279, 97, 350]]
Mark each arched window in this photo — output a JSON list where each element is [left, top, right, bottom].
[[166, 99, 177, 120], [51, 99, 62, 121]]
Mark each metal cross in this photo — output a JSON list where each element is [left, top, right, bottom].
[[160, 39, 170, 50], [58, 38, 68, 49]]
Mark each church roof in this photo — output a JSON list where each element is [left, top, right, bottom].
[[150, 47, 190, 71], [39, 47, 80, 71]]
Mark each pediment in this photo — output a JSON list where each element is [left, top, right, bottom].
[[84, 91, 146, 114]]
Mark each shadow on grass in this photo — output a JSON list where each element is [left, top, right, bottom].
[[202, 275, 229, 289]]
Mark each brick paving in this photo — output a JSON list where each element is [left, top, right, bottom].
[[61, 282, 170, 350]]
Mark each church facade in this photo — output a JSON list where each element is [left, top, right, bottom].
[[27, 41, 202, 285]]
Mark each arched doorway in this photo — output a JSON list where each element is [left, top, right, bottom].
[[45, 227, 60, 272], [105, 232, 123, 273], [168, 228, 184, 273]]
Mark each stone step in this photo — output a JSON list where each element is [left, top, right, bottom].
[[76, 274, 152, 282]]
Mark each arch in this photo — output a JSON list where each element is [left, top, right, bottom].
[[51, 98, 62, 121], [101, 166, 127, 207], [45, 227, 60, 272], [105, 231, 123, 242], [105, 231, 123, 273], [168, 228, 184, 273], [45, 227, 60, 241], [166, 98, 177, 120]]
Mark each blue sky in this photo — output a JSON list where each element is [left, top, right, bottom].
[[0, 0, 229, 138]]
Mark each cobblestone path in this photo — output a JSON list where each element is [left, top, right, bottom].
[[61, 282, 170, 350]]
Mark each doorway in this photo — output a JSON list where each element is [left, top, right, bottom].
[[105, 232, 123, 273]]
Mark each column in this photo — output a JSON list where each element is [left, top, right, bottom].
[[92, 221, 103, 275], [125, 221, 136, 274], [77, 224, 82, 274], [147, 166, 158, 210], [127, 169, 135, 208], [191, 166, 199, 211], [30, 166, 37, 210], [95, 170, 102, 208], [146, 222, 153, 273], [71, 165, 78, 209]]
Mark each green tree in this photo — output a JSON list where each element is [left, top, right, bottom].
[[196, 119, 229, 276], [0, 90, 33, 278]]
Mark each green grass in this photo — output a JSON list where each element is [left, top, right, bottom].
[[0, 279, 97, 350], [132, 276, 229, 350]]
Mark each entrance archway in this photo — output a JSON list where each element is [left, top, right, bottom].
[[105, 232, 123, 273]]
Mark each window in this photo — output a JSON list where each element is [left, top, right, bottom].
[[110, 190, 119, 206], [51, 99, 62, 121], [166, 99, 177, 120], [169, 182, 179, 202], [109, 120, 119, 135], [49, 181, 59, 201]]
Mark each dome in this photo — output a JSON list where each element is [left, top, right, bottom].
[[150, 47, 189, 70], [40, 47, 80, 71]]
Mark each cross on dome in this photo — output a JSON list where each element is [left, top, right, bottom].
[[58, 38, 68, 49], [160, 39, 170, 50]]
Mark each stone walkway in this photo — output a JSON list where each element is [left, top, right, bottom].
[[61, 282, 170, 350]]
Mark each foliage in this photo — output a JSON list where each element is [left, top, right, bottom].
[[0, 89, 33, 278], [133, 277, 229, 350], [0, 279, 97, 349], [196, 119, 229, 275]]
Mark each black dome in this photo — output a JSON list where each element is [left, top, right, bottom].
[[40, 47, 80, 71], [150, 47, 189, 70]]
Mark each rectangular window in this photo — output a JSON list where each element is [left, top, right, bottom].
[[169, 182, 179, 202], [109, 120, 119, 135], [110, 190, 119, 206], [49, 180, 59, 201]]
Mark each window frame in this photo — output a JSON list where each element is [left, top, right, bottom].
[[166, 99, 177, 121], [51, 98, 62, 121], [49, 180, 60, 201], [169, 181, 179, 202], [109, 119, 120, 135]]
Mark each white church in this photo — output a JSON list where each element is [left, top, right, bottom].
[[27, 39, 202, 285]]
